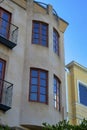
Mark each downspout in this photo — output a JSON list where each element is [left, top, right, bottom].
[[65, 68, 69, 121]]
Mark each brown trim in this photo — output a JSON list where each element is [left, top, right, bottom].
[[29, 68, 48, 104], [32, 20, 48, 47], [0, 7, 12, 39], [0, 58, 6, 102], [54, 75, 61, 111], [53, 28, 60, 56], [0, 58, 6, 80]]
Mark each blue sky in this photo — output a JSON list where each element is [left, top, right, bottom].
[[38, 0, 87, 67]]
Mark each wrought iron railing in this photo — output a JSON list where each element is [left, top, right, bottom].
[[0, 79, 13, 108], [34, 1, 59, 19], [0, 17, 18, 44]]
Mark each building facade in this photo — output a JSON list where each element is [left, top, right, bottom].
[[0, 0, 68, 129], [66, 61, 87, 125]]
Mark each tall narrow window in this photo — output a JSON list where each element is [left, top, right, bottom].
[[29, 68, 48, 104], [53, 75, 60, 110], [0, 58, 6, 102], [32, 21, 48, 47], [53, 28, 59, 55], [0, 7, 11, 39]]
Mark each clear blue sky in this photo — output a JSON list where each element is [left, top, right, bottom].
[[38, 0, 87, 67]]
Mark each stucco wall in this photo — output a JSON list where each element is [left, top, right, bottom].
[[0, 0, 68, 129], [20, 0, 66, 127], [0, 0, 27, 127]]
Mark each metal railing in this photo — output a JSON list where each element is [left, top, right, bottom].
[[0, 79, 13, 107], [0, 17, 18, 44], [34, 1, 59, 19]]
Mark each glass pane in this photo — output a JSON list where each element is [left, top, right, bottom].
[[40, 72, 46, 79], [31, 85, 38, 92], [41, 40, 47, 46], [1, 20, 8, 28], [34, 23, 39, 28], [33, 33, 39, 38], [0, 62, 3, 71], [33, 39, 39, 44], [0, 28, 7, 37], [42, 24, 47, 30], [42, 35, 47, 40], [2, 13, 9, 21], [40, 87, 46, 94], [31, 78, 38, 85], [79, 83, 87, 106], [40, 79, 46, 86], [34, 28, 39, 33], [40, 95, 46, 102], [54, 85, 56, 93], [30, 93, 37, 101], [31, 70, 38, 77], [41, 30, 46, 35]]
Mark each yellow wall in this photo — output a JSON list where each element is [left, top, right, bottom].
[[66, 62, 87, 125]]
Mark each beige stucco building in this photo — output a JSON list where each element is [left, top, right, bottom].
[[0, 0, 68, 129], [66, 61, 87, 125]]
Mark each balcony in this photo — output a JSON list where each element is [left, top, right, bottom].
[[0, 17, 18, 49], [0, 79, 13, 112]]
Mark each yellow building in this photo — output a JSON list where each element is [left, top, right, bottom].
[[66, 61, 87, 125]]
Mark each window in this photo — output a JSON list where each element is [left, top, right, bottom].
[[0, 58, 6, 102], [32, 21, 48, 47], [0, 7, 11, 39], [53, 75, 60, 110], [53, 28, 59, 55], [29, 68, 48, 104], [78, 82, 87, 106]]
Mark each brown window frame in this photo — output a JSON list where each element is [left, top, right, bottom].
[[53, 75, 61, 111], [29, 68, 48, 104], [0, 7, 11, 39], [0, 58, 6, 102], [32, 21, 48, 47], [53, 28, 60, 55]]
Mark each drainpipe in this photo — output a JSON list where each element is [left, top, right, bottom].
[[65, 68, 69, 121]]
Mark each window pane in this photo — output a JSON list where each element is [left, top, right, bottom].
[[2, 13, 9, 21], [0, 28, 7, 37], [31, 78, 38, 85], [0, 62, 3, 71], [30, 69, 48, 103], [54, 85, 56, 93], [33, 28, 39, 33], [41, 40, 47, 46], [40, 72, 46, 79], [30, 93, 37, 101], [32, 39, 39, 44], [53, 29, 59, 55], [40, 79, 46, 86], [40, 94, 46, 102], [40, 87, 46, 94], [1, 20, 8, 28], [41, 30, 46, 35], [79, 83, 87, 106], [32, 21, 48, 46], [42, 35, 47, 40], [53, 76, 60, 110], [31, 70, 38, 77], [31, 85, 38, 92], [34, 23, 39, 28], [33, 33, 39, 39], [42, 24, 47, 30]]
